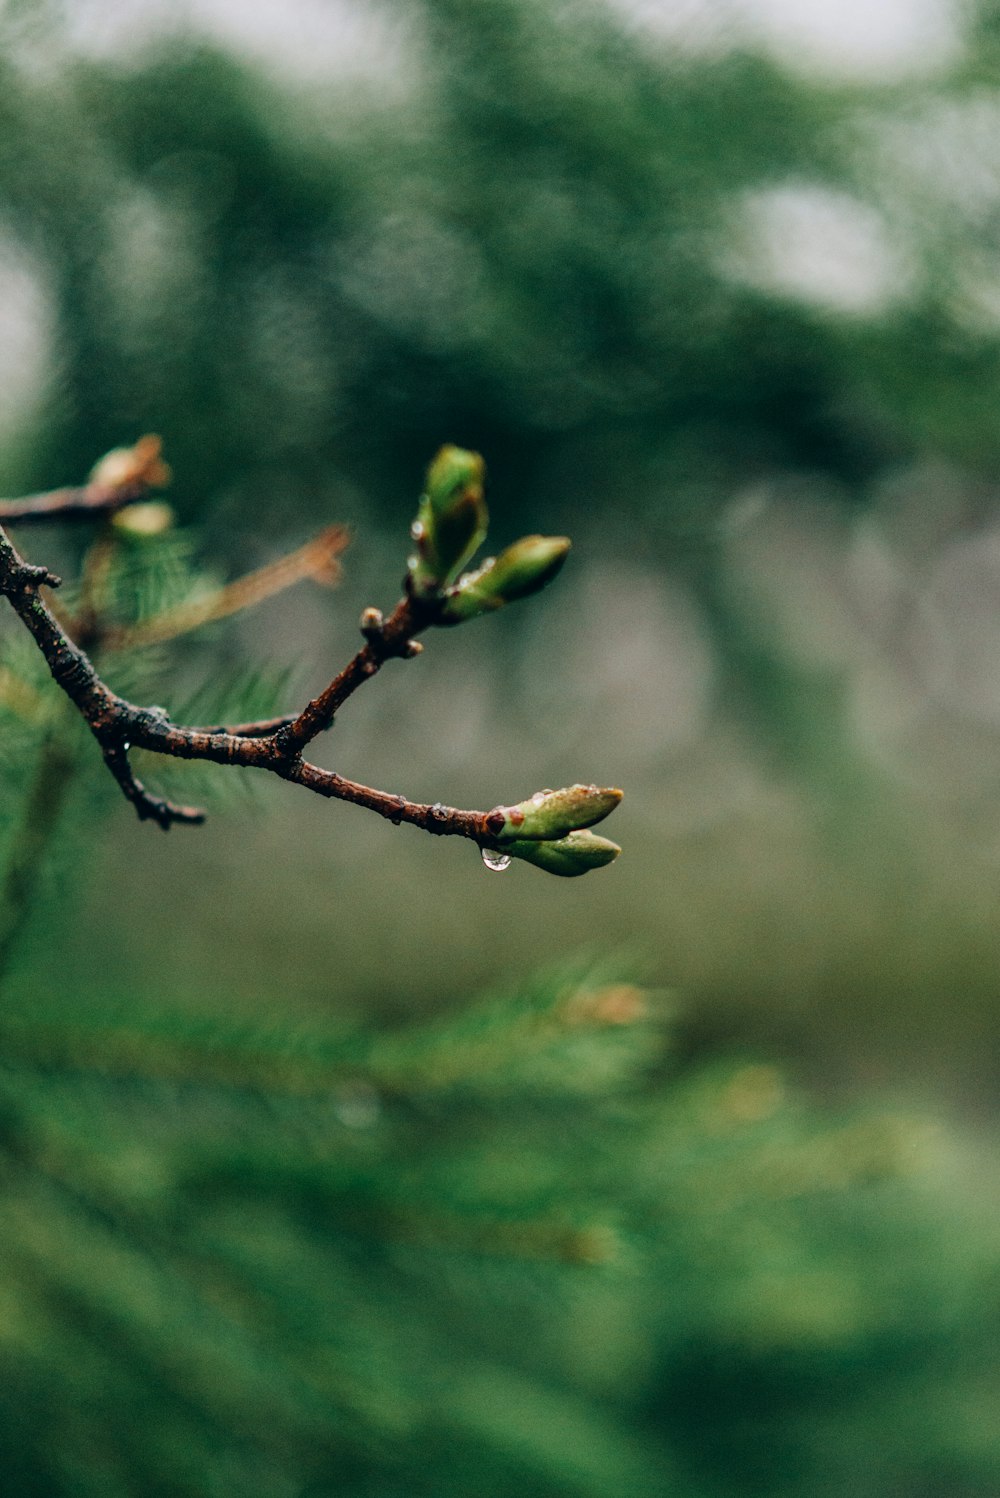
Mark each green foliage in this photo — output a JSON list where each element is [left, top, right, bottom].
[[5, 0, 997, 542], [0, 964, 995, 1498]]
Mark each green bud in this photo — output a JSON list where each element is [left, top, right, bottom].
[[490, 784, 622, 841], [502, 830, 622, 878], [110, 501, 176, 537], [424, 446, 486, 519], [409, 446, 488, 596], [441, 535, 571, 623], [89, 434, 171, 492]]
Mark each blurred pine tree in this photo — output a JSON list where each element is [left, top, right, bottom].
[[0, 3, 999, 1493], [0, 458, 993, 1497]]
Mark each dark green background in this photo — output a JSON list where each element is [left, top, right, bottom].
[[2, 1, 1000, 1493]]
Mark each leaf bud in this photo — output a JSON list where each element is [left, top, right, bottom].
[[502, 830, 622, 877], [359, 606, 384, 639], [90, 434, 171, 492], [110, 501, 176, 537], [408, 445, 488, 597], [441, 535, 570, 622], [491, 784, 622, 841]]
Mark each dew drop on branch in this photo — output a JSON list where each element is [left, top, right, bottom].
[[481, 847, 511, 873]]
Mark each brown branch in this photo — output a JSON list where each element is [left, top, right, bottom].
[[211, 713, 298, 738], [0, 523, 501, 846], [99, 741, 206, 829], [272, 593, 431, 756], [0, 479, 153, 525], [0, 435, 169, 525]]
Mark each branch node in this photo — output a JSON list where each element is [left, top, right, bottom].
[[16, 563, 61, 592], [359, 606, 384, 641]]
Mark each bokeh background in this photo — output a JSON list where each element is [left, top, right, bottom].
[[4, 0, 1000, 1493]]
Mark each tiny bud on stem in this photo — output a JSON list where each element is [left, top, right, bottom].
[[409, 445, 488, 598]]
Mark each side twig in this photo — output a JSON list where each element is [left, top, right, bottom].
[[102, 525, 349, 652], [0, 434, 170, 525]]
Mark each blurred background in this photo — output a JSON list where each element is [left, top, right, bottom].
[[3, 0, 1000, 1493]]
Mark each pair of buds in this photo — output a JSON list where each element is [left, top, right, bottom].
[[484, 784, 621, 877], [407, 445, 570, 621]]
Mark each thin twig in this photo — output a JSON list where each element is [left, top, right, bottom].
[[103, 525, 350, 651], [0, 435, 169, 525], [0, 480, 152, 525], [99, 741, 206, 829], [272, 594, 430, 755]]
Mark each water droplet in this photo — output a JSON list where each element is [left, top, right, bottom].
[[410, 520, 424, 542], [389, 795, 404, 826], [121, 740, 131, 752], [481, 847, 512, 872]]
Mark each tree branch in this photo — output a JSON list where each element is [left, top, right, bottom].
[[102, 524, 349, 652], [99, 741, 206, 830], [0, 479, 152, 525], [0, 441, 621, 875], [0, 435, 170, 526], [273, 594, 431, 756], [0, 523, 496, 846]]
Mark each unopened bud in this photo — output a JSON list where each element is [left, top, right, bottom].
[[110, 501, 176, 537], [503, 830, 621, 877], [492, 784, 622, 841], [409, 445, 488, 597], [441, 535, 570, 622], [359, 606, 384, 639], [90, 435, 171, 492]]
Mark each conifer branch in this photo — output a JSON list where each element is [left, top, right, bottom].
[[0, 443, 623, 873], [102, 524, 349, 652]]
